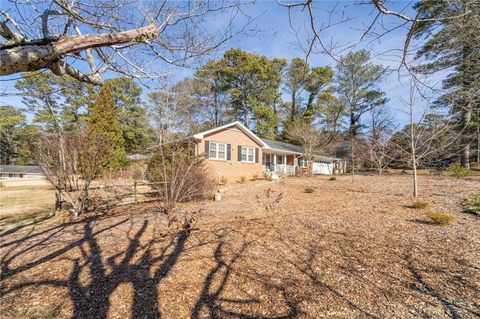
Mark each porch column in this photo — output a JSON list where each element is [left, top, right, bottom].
[[283, 154, 286, 173], [273, 154, 277, 172]]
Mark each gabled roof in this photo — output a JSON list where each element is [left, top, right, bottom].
[[0, 165, 43, 174], [261, 138, 304, 154], [193, 121, 268, 148]]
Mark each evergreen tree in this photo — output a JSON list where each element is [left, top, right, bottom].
[[105, 77, 151, 154], [284, 58, 309, 121], [86, 84, 126, 170], [0, 106, 26, 165], [304, 66, 335, 122], [220, 48, 282, 129], [336, 50, 387, 176], [195, 60, 230, 127], [413, 0, 480, 167]]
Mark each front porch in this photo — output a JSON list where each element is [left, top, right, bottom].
[[262, 152, 302, 176]]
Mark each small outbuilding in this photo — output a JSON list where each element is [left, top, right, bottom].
[[0, 165, 44, 179]]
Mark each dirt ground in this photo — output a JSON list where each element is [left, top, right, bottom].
[[1, 174, 479, 319]]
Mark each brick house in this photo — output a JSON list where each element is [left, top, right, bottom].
[[189, 121, 346, 180]]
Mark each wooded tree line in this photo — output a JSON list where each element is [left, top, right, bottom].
[[1, 0, 479, 171], [2, 47, 478, 172]]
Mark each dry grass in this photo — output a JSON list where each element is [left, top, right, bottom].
[[410, 200, 430, 209], [426, 211, 457, 226], [0, 180, 55, 219], [1, 174, 479, 319]]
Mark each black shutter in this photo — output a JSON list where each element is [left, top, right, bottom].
[[238, 145, 242, 162], [205, 141, 209, 158], [255, 148, 259, 163], [227, 144, 231, 160]]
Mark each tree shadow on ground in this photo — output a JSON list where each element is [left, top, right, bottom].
[[1, 213, 193, 319]]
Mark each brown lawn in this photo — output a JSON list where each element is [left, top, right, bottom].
[[1, 174, 479, 319]]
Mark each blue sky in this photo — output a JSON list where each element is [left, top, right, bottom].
[[0, 0, 446, 125]]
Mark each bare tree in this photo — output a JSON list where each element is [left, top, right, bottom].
[[391, 79, 459, 197], [146, 142, 214, 224], [33, 131, 111, 216], [365, 105, 395, 175], [1, 0, 255, 84], [286, 118, 339, 175], [276, 0, 473, 68]]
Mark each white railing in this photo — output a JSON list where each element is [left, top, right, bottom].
[[263, 164, 297, 175]]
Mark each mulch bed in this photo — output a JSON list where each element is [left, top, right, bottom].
[[1, 174, 479, 318]]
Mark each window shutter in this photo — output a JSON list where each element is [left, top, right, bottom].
[[227, 144, 231, 160], [255, 148, 259, 163], [205, 141, 209, 158], [237, 145, 242, 162]]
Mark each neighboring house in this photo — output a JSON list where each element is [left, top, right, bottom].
[[182, 121, 345, 180], [0, 165, 44, 179]]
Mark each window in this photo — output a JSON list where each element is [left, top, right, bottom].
[[241, 146, 255, 163], [208, 142, 227, 160], [299, 157, 308, 168], [277, 155, 284, 165]]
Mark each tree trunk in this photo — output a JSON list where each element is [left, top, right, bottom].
[[460, 102, 472, 168], [351, 136, 355, 182], [290, 93, 296, 120], [214, 91, 219, 126], [412, 157, 418, 197], [0, 24, 158, 77], [477, 118, 480, 164], [410, 107, 418, 197]]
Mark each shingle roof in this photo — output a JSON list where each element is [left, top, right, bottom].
[[260, 138, 304, 153], [126, 154, 148, 161], [0, 165, 43, 174], [261, 138, 342, 162]]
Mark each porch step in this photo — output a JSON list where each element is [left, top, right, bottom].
[[270, 173, 281, 180]]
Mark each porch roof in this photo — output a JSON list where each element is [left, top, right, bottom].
[[260, 138, 303, 154]]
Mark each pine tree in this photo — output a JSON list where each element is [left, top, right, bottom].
[[86, 84, 126, 170], [413, 0, 480, 168]]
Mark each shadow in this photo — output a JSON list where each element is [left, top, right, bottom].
[[0, 214, 52, 238], [405, 251, 467, 319], [407, 218, 435, 225], [191, 230, 300, 319], [1, 211, 192, 319]]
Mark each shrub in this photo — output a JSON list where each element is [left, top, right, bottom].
[[447, 163, 471, 179], [463, 194, 480, 215], [329, 176, 336, 181], [411, 200, 429, 209], [252, 174, 259, 181], [146, 144, 214, 214], [218, 176, 229, 185], [256, 187, 283, 214], [262, 172, 272, 181], [304, 186, 315, 193], [426, 212, 456, 226], [238, 176, 247, 183]]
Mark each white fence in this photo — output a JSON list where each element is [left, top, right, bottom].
[[263, 164, 297, 175]]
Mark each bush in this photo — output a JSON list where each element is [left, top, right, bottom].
[[262, 172, 272, 181], [329, 176, 336, 181], [411, 200, 429, 209], [251, 174, 259, 181], [238, 176, 246, 183], [426, 212, 456, 226], [218, 176, 229, 185], [447, 163, 471, 179], [146, 144, 214, 213], [463, 194, 480, 215], [304, 186, 315, 193]]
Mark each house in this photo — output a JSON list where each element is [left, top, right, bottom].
[[0, 165, 44, 179], [188, 121, 346, 180]]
